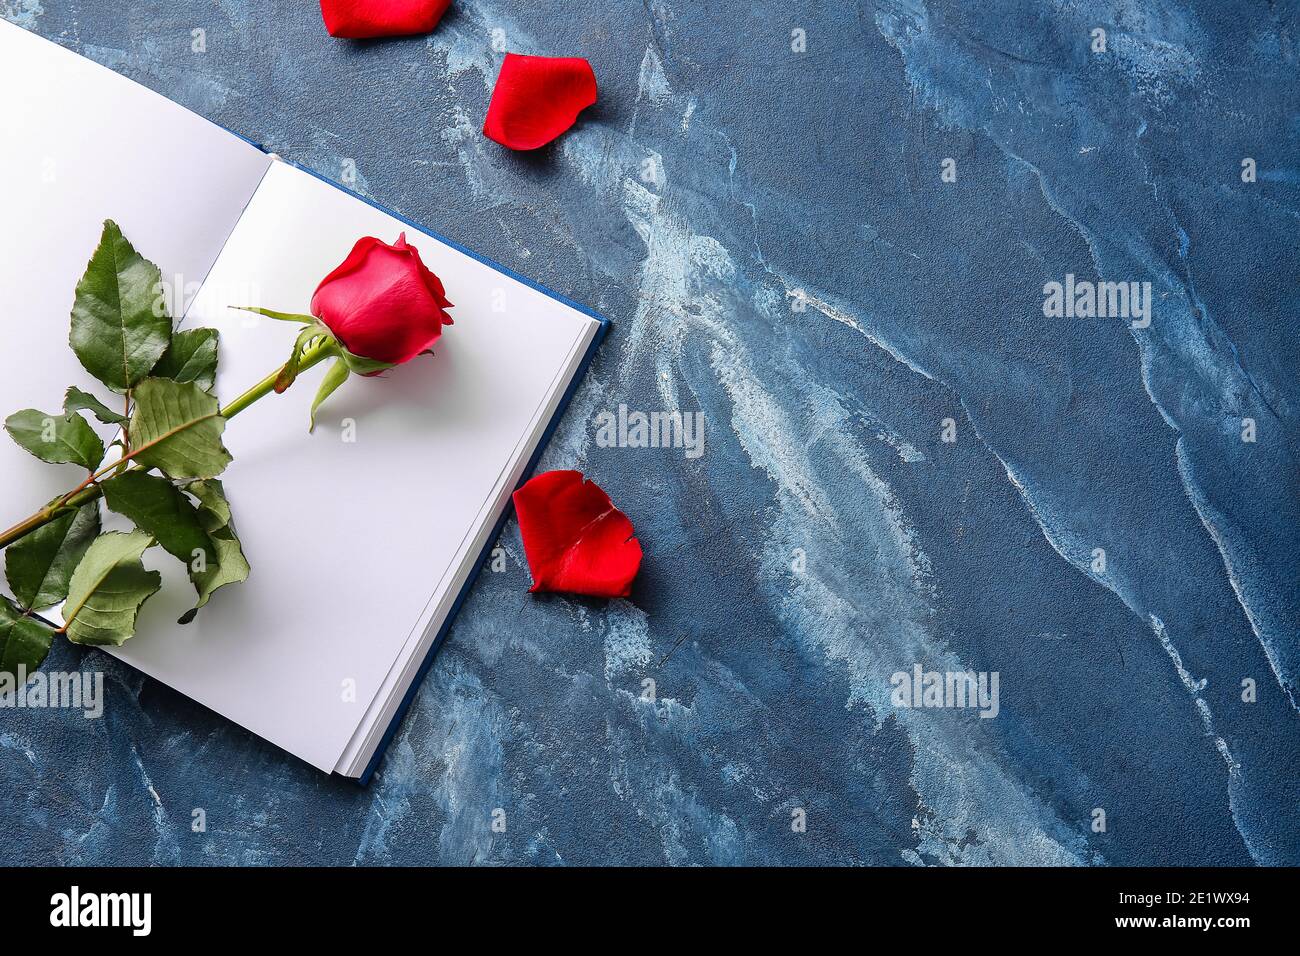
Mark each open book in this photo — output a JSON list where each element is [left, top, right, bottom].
[[0, 21, 606, 779]]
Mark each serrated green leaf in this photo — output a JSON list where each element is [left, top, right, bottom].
[[69, 220, 172, 393], [186, 478, 233, 528], [64, 386, 128, 426], [102, 471, 215, 570], [4, 502, 100, 610], [309, 358, 351, 432], [180, 479, 249, 623], [153, 327, 219, 392], [0, 596, 56, 678], [128, 377, 232, 479], [4, 408, 104, 469], [60, 530, 161, 647]]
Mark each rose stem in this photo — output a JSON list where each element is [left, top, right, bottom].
[[0, 340, 336, 552]]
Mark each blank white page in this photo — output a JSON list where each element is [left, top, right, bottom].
[[0, 26, 270, 588], [111, 160, 598, 773]]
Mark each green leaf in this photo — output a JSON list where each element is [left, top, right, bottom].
[[102, 471, 215, 569], [0, 596, 56, 678], [128, 377, 232, 479], [69, 219, 172, 393], [153, 327, 220, 392], [230, 306, 315, 324], [309, 358, 351, 432], [100, 472, 247, 625], [4, 408, 105, 469], [186, 478, 234, 528], [4, 502, 101, 610], [64, 386, 128, 426], [179, 479, 249, 623], [60, 530, 161, 647]]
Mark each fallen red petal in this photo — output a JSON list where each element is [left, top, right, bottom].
[[319, 0, 452, 39], [483, 53, 597, 150], [513, 470, 642, 599]]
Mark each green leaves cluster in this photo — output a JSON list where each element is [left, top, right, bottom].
[[1, 220, 249, 678]]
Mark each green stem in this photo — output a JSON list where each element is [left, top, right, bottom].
[[0, 483, 108, 553], [219, 339, 335, 419], [0, 341, 337, 552]]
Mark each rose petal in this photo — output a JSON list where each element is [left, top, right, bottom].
[[320, 0, 452, 39], [483, 54, 597, 150], [396, 233, 455, 315], [513, 470, 642, 599]]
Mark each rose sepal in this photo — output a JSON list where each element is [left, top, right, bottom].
[[304, 339, 396, 433], [230, 306, 316, 324], [337, 346, 397, 377], [275, 321, 336, 394]]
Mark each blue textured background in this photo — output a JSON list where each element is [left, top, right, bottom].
[[2, 0, 1298, 865]]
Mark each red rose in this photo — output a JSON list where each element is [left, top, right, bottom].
[[319, 0, 452, 39], [310, 233, 453, 366], [483, 54, 598, 151]]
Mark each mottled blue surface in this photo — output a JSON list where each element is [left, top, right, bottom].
[[2, 0, 1298, 865]]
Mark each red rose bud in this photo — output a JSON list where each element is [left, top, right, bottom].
[[513, 470, 642, 599], [319, 0, 452, 38], [483, 54, 597, 151], [310, 233, 453, 366]]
